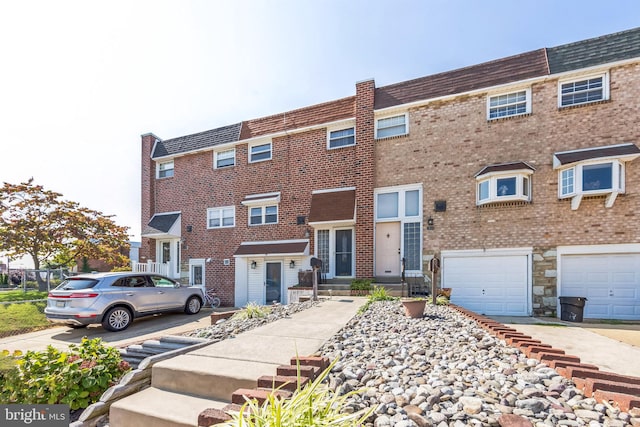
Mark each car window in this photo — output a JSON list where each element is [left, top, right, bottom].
[[56, 278, 99, 290], [150, 276, 176, 288], [112, 276, 150, 288]]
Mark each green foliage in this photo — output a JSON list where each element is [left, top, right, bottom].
[[435, 295, 450, 305], [349, 278, 373, 291], [233, 302, 271, 320], [219, 358, 374, 427], [0, 290, 48, 302], [358, 285, 398, 314], [0, 179, 131, 274], [0, 273, 7, 286], [0, 337, 130, 410]]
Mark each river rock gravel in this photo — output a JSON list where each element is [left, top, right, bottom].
[[318, 301, 639, 427]]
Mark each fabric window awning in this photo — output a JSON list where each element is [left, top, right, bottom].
[[234, 241, 309, 257], [308, 189, 356, 224]]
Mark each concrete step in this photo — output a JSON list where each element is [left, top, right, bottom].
[[109, 386, 227, 427], [151, 353, 279, 401]]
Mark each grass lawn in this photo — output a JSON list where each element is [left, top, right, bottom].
[[0, 290, 51, 337]]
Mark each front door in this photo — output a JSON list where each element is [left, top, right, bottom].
[[375, 222, 401, 277], [265, 262, 282, 304], [189, 259, 205, 287], [335, 229, 353, 277], [157, 239, 180, 278]]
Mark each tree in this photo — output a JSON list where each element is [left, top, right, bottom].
[[0, 179, 130, 290]]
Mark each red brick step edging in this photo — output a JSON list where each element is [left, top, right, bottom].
[[449, 304, 640, 412]]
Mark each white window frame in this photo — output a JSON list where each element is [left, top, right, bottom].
[[558, 160, 625, 210], [157, 160, 174, 179], [249, 142, 272, 163], [214, 148, 235, 169], [249, 204, 278, 226], [558, 72, 609, 108], [375, 113, 408, 139], [327, 127, 355, 149], [487, 88, 531, 120], [207, 206, 235, 229], [476, 171, 533, 206]]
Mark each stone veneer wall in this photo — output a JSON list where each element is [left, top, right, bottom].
[[532, 247, 558, 317]]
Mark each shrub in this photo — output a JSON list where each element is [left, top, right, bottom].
[[349, 278, 373, 291], [358, 285, 397, 314], [0, 337, 130, 410], [233, 302, 271, 320], [219, 358, 374, 426]]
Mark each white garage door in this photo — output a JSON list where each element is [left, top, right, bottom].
[[560, 253, 640, 320], [444, 254, 529, 316]]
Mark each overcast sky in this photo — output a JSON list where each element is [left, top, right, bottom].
[[1, 0, 639, 243]]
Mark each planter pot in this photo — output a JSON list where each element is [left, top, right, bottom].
[[438, 288, 452, 298], [401, 299, 426, 318]]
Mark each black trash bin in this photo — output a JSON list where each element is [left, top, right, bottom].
[[559, 296, 587, 322]]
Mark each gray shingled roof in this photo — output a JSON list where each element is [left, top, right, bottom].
[[554, 143, 640, 166], [147, 213, 180, 233], [547, 27, 640, 74], [152, 123, 242, 159]]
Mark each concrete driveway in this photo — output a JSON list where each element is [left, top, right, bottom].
[[0, 308, 215, 353]]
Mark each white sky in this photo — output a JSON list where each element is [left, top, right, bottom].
[[1, 0, 639, 243]]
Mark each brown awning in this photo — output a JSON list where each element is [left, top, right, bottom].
[[308, 189, 356, 224], [554, 143, 640, 168], [234, 241, 309, 256], [475, 162, 535, 177]]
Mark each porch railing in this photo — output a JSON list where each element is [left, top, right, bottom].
[[131, 261, 169, 276]]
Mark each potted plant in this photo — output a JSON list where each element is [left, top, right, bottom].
[[401, 298, 426, 318]]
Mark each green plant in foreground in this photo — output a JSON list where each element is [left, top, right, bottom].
[[358, 285, 398, 314], [0, 337, 130, 410], [219, 358, 374, 427], [233, 302, 272, 320], [435, 295, 450, 305]]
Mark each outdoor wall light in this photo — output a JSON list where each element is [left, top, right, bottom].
[[250, 260, 257, 269], [289, 260, 295, 269], [427, 217, 434, 226]]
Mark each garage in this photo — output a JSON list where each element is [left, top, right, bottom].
[[442, 249, 531, 316], [559, 251, 640, 320]]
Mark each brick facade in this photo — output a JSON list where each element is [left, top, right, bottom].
[[140, 28, 640, 316]]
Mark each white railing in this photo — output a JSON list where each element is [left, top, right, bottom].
[[131, 261, 169, 276]]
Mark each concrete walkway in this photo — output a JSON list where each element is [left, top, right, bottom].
[[109, 297, 368, 427], [490, 316, 640, 377]]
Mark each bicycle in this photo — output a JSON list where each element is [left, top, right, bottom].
[[201, 288, 221, 308]]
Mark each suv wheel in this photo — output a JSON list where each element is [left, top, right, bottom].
[[102, 307, 132, 331], [185, 296, 202, 314]]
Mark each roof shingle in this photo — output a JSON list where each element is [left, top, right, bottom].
[[152, 123, 242, 159]]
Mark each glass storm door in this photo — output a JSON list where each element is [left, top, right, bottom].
[[265, 262, 282, 304], [190, 260, 205, 287], [335, 229, 353, 277]]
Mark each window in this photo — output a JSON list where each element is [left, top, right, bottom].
[[403, 222, 421, 271], [157, 160, 174, 178], [207, 206, 235, 229], [250, 142, 272, 163], [215, 149, 235, 168], [476, 169, 533, 206], [554, 143, 640, 210], [328, 127, 355, 149], [376, 192, 399, 218], [405, 190, 419, 217], [559, 73, 608, 107], [376, 114, 407, 139], [249, 205, 278, 225], [558, 161, 623, 208], [488, 89, 530, 119]]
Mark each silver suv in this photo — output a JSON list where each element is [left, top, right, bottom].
[[45, 272, 204, 331]]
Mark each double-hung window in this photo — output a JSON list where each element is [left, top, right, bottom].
[[157, 160, 174, 178], [214, 149, 235, 168], [475, 163, 534, 206], [207, 206, 235, 229], [487, 88, 530, 119], [375, 113, 408, 139], [554, 143, 640, 209], [250, 142, 272, 163], [242, 192, 281, 226], [250, 205, 277, 225], [558, 72, 609, 108], [328, 127, 355, 149]]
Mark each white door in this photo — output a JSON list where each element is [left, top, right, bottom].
[[189, 259, 205, 287], [375, 222, 401, 277], [444, 254, 529, 316], [560, 253, 640, 320]]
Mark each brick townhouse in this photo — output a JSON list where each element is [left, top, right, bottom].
[[140, 27, 640, 320]]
